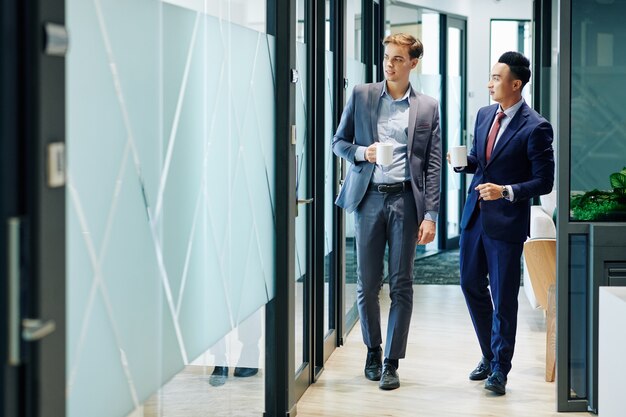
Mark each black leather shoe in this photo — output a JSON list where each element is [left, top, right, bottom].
[[485, 370, 507, 395], [364, 348, 382, 381], [379, 365, 400, 390], [209, 366, 229, 387], [234, 367, 258, 377], [469, 358, 491, 381]]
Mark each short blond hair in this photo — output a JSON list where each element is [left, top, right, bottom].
[[382, 33, 423, 60]]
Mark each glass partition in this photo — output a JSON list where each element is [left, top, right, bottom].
[[446, 25, 462, 241], [343, 59, 366, 327], [294, 37, 308, 374], [569, 0, 626, 222], [568, 235, 588, 400], [343, 0, 364, 330], [324, 47, 335, 336], [67, 2, 275, 416]]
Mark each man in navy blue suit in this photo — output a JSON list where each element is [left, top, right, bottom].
[[449, 52, 554, 395]]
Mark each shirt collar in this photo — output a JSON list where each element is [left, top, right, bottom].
[[381, 82, 411, 102], [498, 97, 525, 118]]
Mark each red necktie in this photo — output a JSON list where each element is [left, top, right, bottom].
[[486, 112, 506, 162]]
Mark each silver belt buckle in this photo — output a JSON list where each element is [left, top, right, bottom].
[[377, 184, 386, 193]]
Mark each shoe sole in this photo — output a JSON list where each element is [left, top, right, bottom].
[[365, 373, 382, 381], [484, 383, 506, 395], [469, 373, 489, 381], [379, 382, 400, 390]]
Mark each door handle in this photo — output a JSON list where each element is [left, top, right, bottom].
[[22, 319, 56, 342], [296, 198, 313, 217], [7, 217, 21, 365]]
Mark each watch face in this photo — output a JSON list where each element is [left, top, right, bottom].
[[502, 188, 509, 198]]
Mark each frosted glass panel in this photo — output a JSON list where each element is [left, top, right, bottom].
[[67, 1, 275, 416]]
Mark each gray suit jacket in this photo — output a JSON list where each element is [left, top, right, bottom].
[[332, 82, 441, 222]]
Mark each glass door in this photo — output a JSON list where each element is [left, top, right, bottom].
[[295, 0, 340, 394], [442, 16, 467, 248], [321, 0, 338, 363], [341, 0, 366, 336]]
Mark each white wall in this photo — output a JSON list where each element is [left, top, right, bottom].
[[466, 0, 532, 137], [397, 0, 533, 137]]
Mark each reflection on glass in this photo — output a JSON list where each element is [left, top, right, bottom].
[[489, 20, 532, 106], [386, 5, 441, 255], [570, 0, 626, 222], [446, 27, 462, 240], [569, 235, 588, 399]]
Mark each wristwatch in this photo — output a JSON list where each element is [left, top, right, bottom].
[[501, 186, 510, 200]]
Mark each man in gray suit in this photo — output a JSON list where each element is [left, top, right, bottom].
[[333, 33, 441, 390]]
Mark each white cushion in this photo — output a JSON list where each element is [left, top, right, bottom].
[[523, 196, 556, 309], [530, 206, 556, 239], [540, 189, 557, 221]]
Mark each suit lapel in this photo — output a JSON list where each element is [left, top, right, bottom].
[[488, 103, 529, 164], [408, 87, 418, 154], [369, 82, 384, 143]]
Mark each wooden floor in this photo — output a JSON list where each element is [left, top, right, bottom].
[[296, 285, 590, 417]]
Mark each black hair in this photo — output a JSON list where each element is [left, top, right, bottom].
[[498, 51, 531, 88]]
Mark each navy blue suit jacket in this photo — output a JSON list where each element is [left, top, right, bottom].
[[458, 102, 554, 243]]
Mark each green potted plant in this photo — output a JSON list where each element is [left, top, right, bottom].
[[571, 167, 626, 221]]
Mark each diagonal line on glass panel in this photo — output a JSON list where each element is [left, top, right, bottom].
[[203, 18, 237, 330], [154, 12, 201, 222], [146, 212, 190, 363], [92, 0, 189, 365], [66, 169, 140, 409], [202, 182, 236, 330], [238, 145, 271, 303], [249, 34, 275, 299], [262, 34, 276, 219], [234, 214, 255, 322], [174, 188, 203, 317], [222, 32, 276, 311]]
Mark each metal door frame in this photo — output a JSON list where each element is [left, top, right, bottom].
[[1, 1, 66, 416]]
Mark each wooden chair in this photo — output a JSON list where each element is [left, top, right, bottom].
[[523, 238, 557, 382]]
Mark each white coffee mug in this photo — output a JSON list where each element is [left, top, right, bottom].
[[376, 143, 393, 166], [450, 145, 467, 168]]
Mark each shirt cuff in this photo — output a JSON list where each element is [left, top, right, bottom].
[[505, 185, 514, 202], [355, 146, 367, 162], [424, 211, 438, 222]]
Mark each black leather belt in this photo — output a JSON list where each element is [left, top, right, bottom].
[[368, 181, 412, 193]]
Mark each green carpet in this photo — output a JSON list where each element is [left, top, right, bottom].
[[344, 239, 461, 285], [413, 250, 460, 285]]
